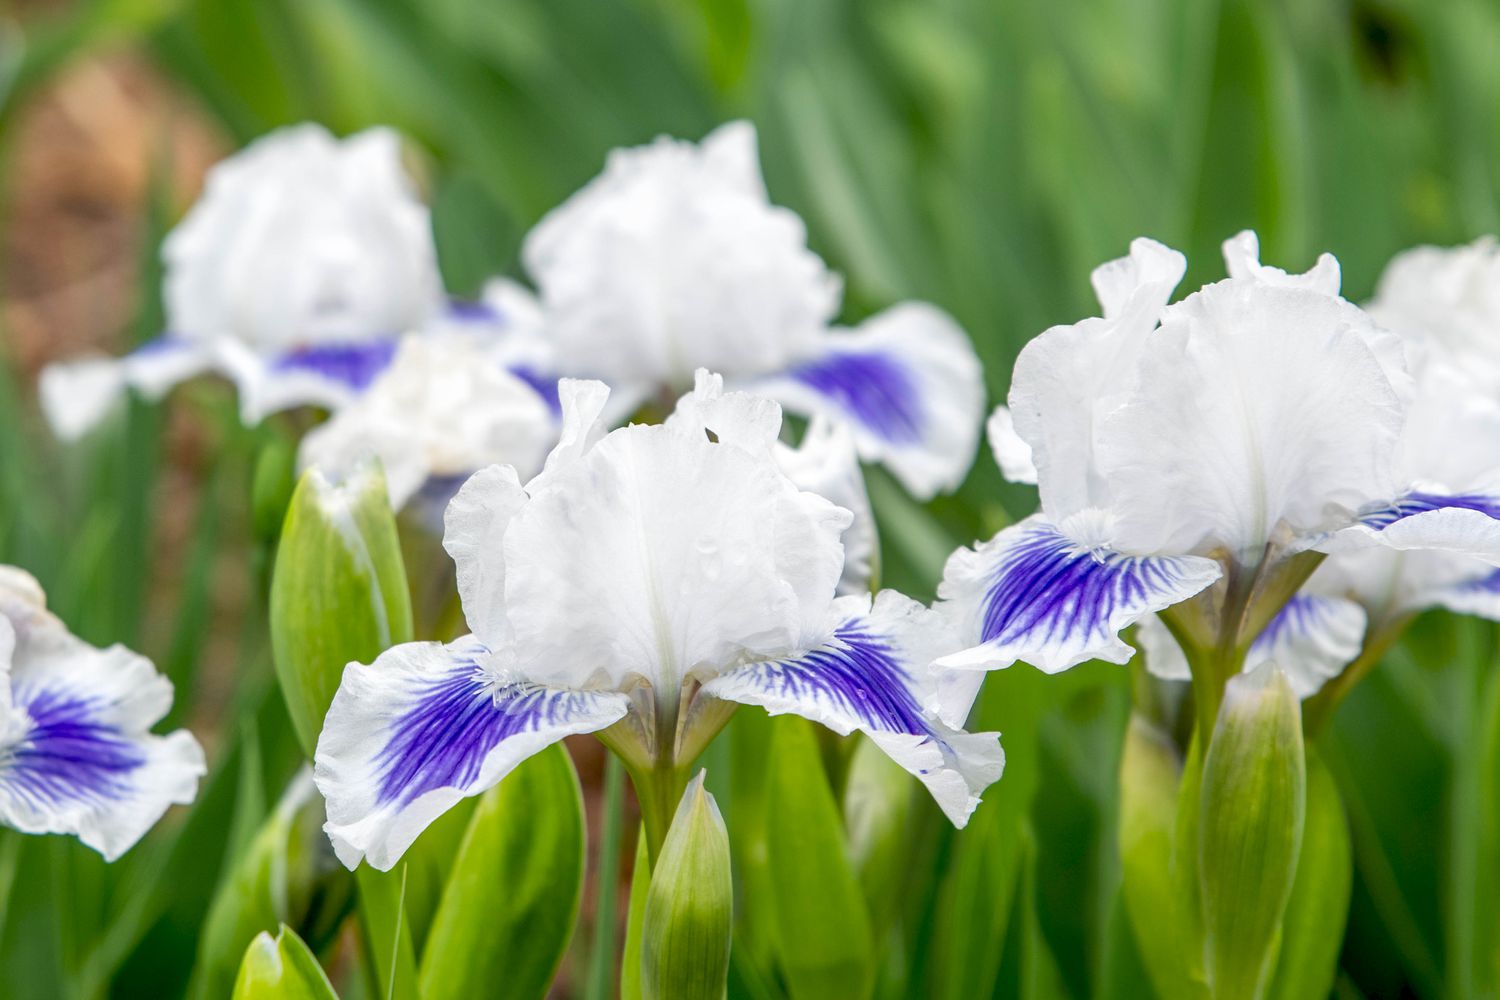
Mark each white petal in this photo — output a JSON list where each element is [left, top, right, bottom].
[[501, 422, 848, 692], [526, 378, 612, 492], [0, 589, 204, 860], [521, 123, 840, 387], [1007, 239, 1183, 520], [669, 369, 785, 456], [1099, 280, 1404, 557], [702, 591, 1001, 827], [442, 465, 531, 651], [315, 636, 628, 870], [752, 302, 984, 499], [986, 406, 1038, 485], [775, 417, 876, 596], [936, 514, 1220, 674], [1222, 230, 1341, 295], [1136, 613, 1190, 682], [1245, 593, 1365, 699]]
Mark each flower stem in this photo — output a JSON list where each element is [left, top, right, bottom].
[[628, 760, 691, 865]]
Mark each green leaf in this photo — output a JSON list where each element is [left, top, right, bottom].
[[585, 754, 627, 1000], [1198, 667, 1306, 1000], [641, 771, 733, 1000], [355, 865, 418, 1000], [765, 716, 874, 1000], [270, 463, 413, 757], [843, 734, 917, 940], [621, 830, 652, 1000], [1267, 748, 1351, 1000], [417, 743, 585, 1000], [232, 925, 338, 1000]]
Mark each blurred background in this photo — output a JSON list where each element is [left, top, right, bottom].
[[2, 0, 1498, 997]]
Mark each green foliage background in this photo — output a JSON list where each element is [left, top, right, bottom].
[[1, 0, 1497, 997]]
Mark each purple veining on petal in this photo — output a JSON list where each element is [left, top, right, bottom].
[[4, 688, 144, 807], [508, 364, 563, 416], [445, 299, 503, 324], [751, 620, 928, 735], [788, 350, 923, 444], [980, 522, 1204, 651], [1455, 567, 1500, 595], [1248, 593, 1325, 658], [373, 659, 599, 806], [1360, 491, 1500, 529], [272, 339, 399, 390]]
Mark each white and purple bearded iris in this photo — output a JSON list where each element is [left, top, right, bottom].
[[313, 373, 1001, 871], [940, 231, 1500, 683], [41, 123, 445, 437], [0, 567, 205, 860], [492, 121, 985, 501]]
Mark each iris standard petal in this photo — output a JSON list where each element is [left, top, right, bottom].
[[315, 636, 629, 871], [937, 514, 1220, 674]]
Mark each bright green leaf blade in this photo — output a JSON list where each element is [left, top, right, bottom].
[[417, 743, 586, 1000], [765, 716, 874, 1000]]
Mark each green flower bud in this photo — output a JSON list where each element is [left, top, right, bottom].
[[641, 771, 733, 1000], [232, 925, 338, 1000], [1198, 665, 1306, 1000], [270, 463, 413, 757]]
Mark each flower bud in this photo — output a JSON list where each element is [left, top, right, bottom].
[[641, 771, 733, 1000], [232, 925, 337, 999], [270, 462, 413, 756], [1198, 664, 1306, 1000]]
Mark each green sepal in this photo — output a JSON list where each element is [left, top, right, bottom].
[[1198, 667, 1306, 1000], [641, 771, 733, 1000]]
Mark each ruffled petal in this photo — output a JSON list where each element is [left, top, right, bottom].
[[986, 407, 1038, 485], [442, 466, 531, 651], [701, 591, 1000, 827], [315, 636, 628, 870], [526, 378, 612, 492], [1222, 230, 1341, 295], [0, 604, 204, 861], [937, 514, 1221, 673], [1323, 490, 1500, 565], [753, 302, 984, 499], [775, 416, 876, 596]]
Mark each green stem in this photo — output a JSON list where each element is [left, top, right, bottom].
[[629, 761, 691, 866], [1303, 615, 1412, 737]]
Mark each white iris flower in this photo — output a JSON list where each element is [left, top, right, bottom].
[[41, 124, 445, 437], [940, 232, 1500, 698], [312, 373, 1002, 871], [0, 567, 204, 860], [485, 121, 986, 501]]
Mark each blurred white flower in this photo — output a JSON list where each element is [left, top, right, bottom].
[[0, 566, 204, 860], [42, 123, 445, 437], [298, 331, 558, 511], [506, 122, 985, 500], [313, 373, 1000, 871]]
